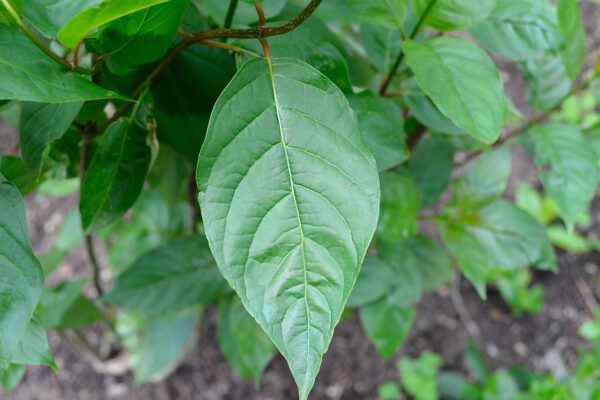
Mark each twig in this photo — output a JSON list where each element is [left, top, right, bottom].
[[224, 0, 239, 29], [85, 235, 104, 296], [574, 276, 598, 315], [450, 271, 482, 340], [379, 0, 439, 96], [0, 0, 91, 74], [455, 71, 599, 169], [100, 0, 322, 131]]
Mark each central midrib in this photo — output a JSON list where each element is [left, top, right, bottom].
[[265, 59, 312, 383]]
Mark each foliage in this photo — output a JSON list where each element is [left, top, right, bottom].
[[0, 0, 598, 398]]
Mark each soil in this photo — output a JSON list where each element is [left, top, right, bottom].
[[2, 4, 600, 399]]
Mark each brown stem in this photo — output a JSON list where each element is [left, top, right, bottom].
[[85, 235, 104, 296], [100, 0, 322, 131], [255, 0, 272, 60]]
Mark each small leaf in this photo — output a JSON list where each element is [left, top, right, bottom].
[[530, 123, 599, 230], [404, 37, 505, 143], [0, 156, 38, 195], [348, 255, 397, 307], [36, 279, 102, 329], [106, 236, 225, 314], [347, 90, 408, 171], [11, 318, 56, 371], [520, 56, 572, 111], [218, 295, 277, 385], [404, 235, 453, 292], [440, 200, 554, 296], [378, 170, 420, 242], [470, 0, 563, 61], [360, 298, 414, 360], [408, 138, 454, 207], [20, 102, 83, 176], [347, 0, 407, 29], [24, 0, 103, 38], [0, 364, 26, 392], [197, 58, 380, 399], [413, 0, 496, 31], [557, 0, 586, 79], [399, 352, 443, 400], [360, 22, 402, 75], [80, 118, 152, 232], [0, 178, 44, 368], [57, 0, 170, 48], [0, 26, 125, 103]]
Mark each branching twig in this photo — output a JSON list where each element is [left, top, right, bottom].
[[379, 0, 439, 96]]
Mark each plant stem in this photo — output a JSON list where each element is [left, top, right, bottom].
[[456, 72, 599, 168], [85, 235, 104, 296], [224, 0, 239, 29], [255, 0, 272, 60], [102, 0, 323, 130], [379, 0, 438, 96], [0, 0, 91, 74]]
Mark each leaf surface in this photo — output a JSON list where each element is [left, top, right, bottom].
[[347, 0, 407, 29], [404, 37, 505, 143], [413, 0, 497, 31], [197, 57, 380, 399], [557, 0, 586, 79], [24, 0, 102, 38], [0, 26, 125, 103]]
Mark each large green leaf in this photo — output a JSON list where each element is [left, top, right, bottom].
[[0, 177, 44, 368], [377, 170, 420, 242], [440, 200, 553, 296], [360, 297, 414, 360], [520, 56, 572, 111], [20, 102, 83, 176], [530, 123, 599, 230], [80, 118, 152, 232], [24, 0, 102, 38], [218, 295, 277, 385], [57, 0, 169, 48], [470, 0, 563, 61], [347, 90, 408, 171], [557, 0, 585, 79], [0, 26, 125, 103], [197, 58, 380, 399], [413, 0, 497, 31], [93, 0, 187, 71], [404, 37, 505, 143], [408, 138, 454, 207], [360, 22, 402, 75], [106, 236, 225, 314], [347, 0, 407, 29]]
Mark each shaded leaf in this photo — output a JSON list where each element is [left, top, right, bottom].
[[378, 171, 420, 242], [348, 255, 397, 307], [360, 22, 402, 75], [413, 0, 496, 31], [558, 0, 586, 79], [0, 156, 37, 195], [11, 318, 56, 370], [24, 0, 102, 38], [347, 0, 407, 29], [197, 58, 380, 399], [521, 56, 572, 111], [408, 138, 454, 207]]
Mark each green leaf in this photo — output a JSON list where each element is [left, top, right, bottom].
[[121, 308, 201, 382], [408, 138, 454, 207], [378, 171, 420, 242], [521, 56, 572, 111], [20, 102, 83, 176], [36, 279, 102, 329], [11, 318, 56, 370], [0, 0, 23, 26], [0, 156, 38, 195], [347, 90, 408, 171], [24, 0, 103, 38], [404, 37, 505, 143], [413, 0, 497, 31], [399, 352, 443, 400], [451, 145, 511, 208], [404, 82, 465, 136], [93, 0, 187, 71], [57, 0, 170, 48], [547, 225, 590, 253], [197, 58, 380, 400], [440, 200, 554, 296], [218, 295, 277, 385], [0, 26, 125, 103], [80, 118, 152, 232], [360, 22, 402, 75], [404, 235, 453, 292], [347, 0, 407, 29], [470, 0, 563, 61], [106, 236, 225, 314], [348, 255, 397, 307], [557, 0, 586, 79], [464, 342, 487, 381], [530, 123, 599, 230], [0, 178, 43, 368], [360, 298, 414, 360], [0, 364, 26, 392]]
